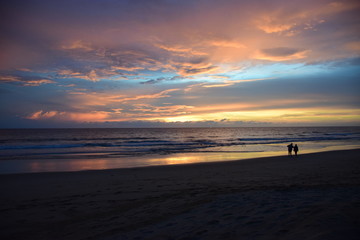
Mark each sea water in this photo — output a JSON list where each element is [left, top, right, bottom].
[[0, 127, 359, 174]]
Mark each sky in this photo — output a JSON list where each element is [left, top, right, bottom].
[[0, 0, 360, 128]]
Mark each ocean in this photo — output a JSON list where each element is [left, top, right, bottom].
[[1, 127, 360, 174]]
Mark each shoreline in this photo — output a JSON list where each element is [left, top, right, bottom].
[[2, 147, 360, 174], [1, 149, 360, 239], [1, 144, 359, 175]]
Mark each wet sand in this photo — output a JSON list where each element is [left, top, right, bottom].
[[0, 149, 360, 240]]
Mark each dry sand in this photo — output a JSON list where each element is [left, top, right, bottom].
[[0, 149, 360, 240]]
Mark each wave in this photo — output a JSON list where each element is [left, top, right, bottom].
[[0, 140, 214, 151], [1, 127, 359, 156], [1, 134, 359, 151], [3, 132, 355, 144], [0, 136, 157, 144], [235, 135, 359, 143], [0, 144, 82, 150]]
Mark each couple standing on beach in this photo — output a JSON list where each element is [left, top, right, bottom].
[[287, 143, 299, 156]]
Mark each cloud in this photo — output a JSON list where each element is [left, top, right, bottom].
[[118, 89, 181, 103], [255, 0, 360, 35], [126, 104, 194, 118], [1, 0, 358, 76], [1, 0, 359, 127], [254, 47, 309, 61], [163, 58, 219, 76], [78, 119, 271, 128], [202, 77, 272, 88], [27, 111, 59, 119], [111, 66, 145, 72], [140, 75, 183, 84], [107, 49, 164, 73], [140, 77, 167, 85], [56, 67, 131, 82], [2, 1, 359, 63], [0, 75, 55, 86], [25, 103, 195, 123], [178, 65, 219, 76], [207, 39, 246, 49], [22, 79, 55, 86], [64, 88, 182, 112], [256, 19, 294, 34], [26, 110, 110, 122], [261, 47, 306, 57], [61, 40, 93, 51], [155, 43, 207, 57], [57, 69, 103, 82]]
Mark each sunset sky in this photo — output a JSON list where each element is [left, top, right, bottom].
[[1, 0, 359, 128]]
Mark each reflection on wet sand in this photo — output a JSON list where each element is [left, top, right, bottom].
[[143, 151, 284, 167], [1, 143, 359, 174], [2, 151, 280, 174], [29, 159, 110, 173]]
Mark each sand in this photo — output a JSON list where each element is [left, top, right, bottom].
[[0, 149, 360, 240]]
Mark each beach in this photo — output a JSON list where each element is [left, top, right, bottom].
[[1, 149, 360, 240]]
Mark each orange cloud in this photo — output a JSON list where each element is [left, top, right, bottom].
[[202, 77, 272, 88], [26, 110, 110, 122], [57, 68, 125, 82], [118, 89, 181, 103], [163, 59, 219, 76], [111, 66, 145, 72], [256, 18, 294, 34], [255, 1, 359, 35], [0, 75, 55, 86], [155, 43, 207, 56], [61, 40, 93, 51], [184, 78, 272, 91], [157, 98, 321, 119], [57, 69, 100, 81], [254, 47, 309, 61], [131, 104, 194, 114], [23, 79, 55, 86], [65, 88, 181, 111], [0, 75, 23, 83], [207, 39, 246, 49]]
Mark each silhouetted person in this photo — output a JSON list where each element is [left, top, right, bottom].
[[287, 143, 293, 156], [294, 144, 299, 156]]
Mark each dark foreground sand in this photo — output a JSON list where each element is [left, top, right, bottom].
[[0, 149, 360, 240]]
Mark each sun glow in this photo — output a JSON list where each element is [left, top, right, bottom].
[[151, 108, 360, 125]]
